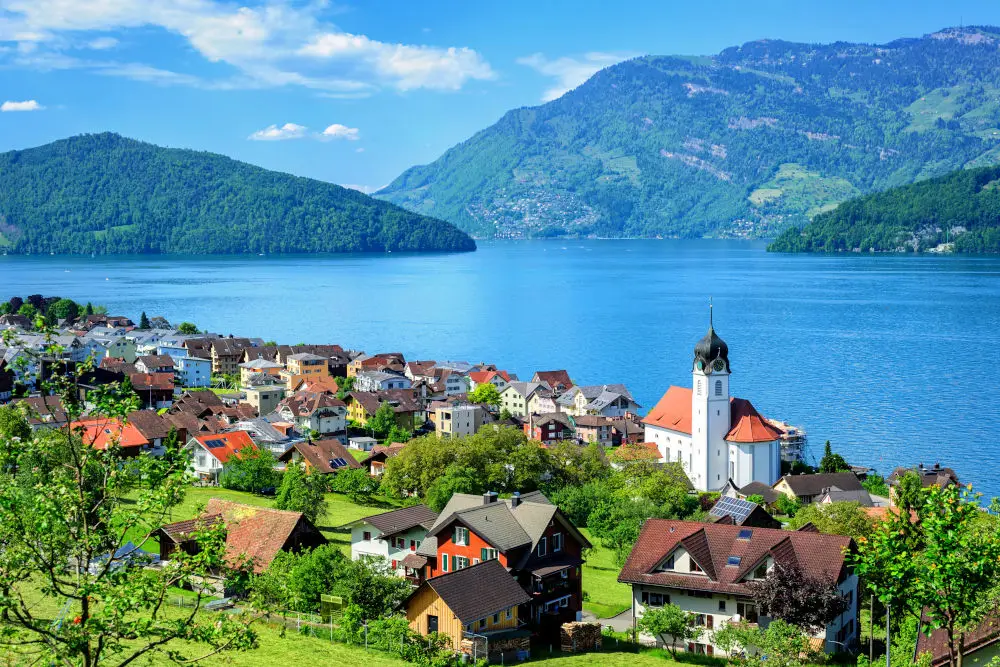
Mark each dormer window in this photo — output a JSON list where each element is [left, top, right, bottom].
[[754, 562, 768, 579], [656, 554, 675, 571], [689, 559, 703, 573]]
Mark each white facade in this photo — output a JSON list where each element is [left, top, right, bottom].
[[185, 439, 225, 481], [350, 522, 428, 576], [356, 371, 412, 392]]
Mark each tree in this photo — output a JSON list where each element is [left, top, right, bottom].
[[786, 501, 876, 541], [334, 557, 412, 620], [219, 447, 279, 493], [138, 311, 151, 329], [367, 401, 398, 440], [749, 563, 848, 633], [16, 303, 37, 319], [468, 382, 501, 407], [47, 298, 79, 322], [84, 301, 94, 316], [862, 473, 891, 497], [0, 350, 257, 666], [636, 604, 702, 658], [775, 493, 801, 517], [850, 483, 1000, 667], [384, 425, 412, 444], [0, 302, 9, 315], [820, 440, 851, 473], [498, 407, 513, 421], [746, 493, 766, 505], [425, 466, 481, 512], [274, 463, 328, 523], [712, 619, 819, 667], [177, 321, 199, 334], [331, 468, 379, 504]]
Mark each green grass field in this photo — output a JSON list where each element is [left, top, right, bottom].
[[579, 528, 632, 619]]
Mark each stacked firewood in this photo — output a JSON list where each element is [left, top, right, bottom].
[[560, 622, 602, 653]]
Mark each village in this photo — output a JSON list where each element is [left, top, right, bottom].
[[0, 298, 987, 667]]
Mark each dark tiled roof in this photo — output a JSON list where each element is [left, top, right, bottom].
[[779, 472, 863, 497], [738, 481, 780, 504], [211, 338, 253, 357], [888, 465, 960, 489], [358, 505, 438, 537], [279, 438, 360, 473], [126, 410, 173, 440], [619, 519, 852, 596], [423, 559, 531, 624], [159, 513, 225, 542]]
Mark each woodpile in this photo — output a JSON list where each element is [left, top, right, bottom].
[[560, 621, 602, 653]]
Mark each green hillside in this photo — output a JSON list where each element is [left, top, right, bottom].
[[0, 133, 475, 255], [767, 165, 1000, 253], [377, 27, 1000, 240]]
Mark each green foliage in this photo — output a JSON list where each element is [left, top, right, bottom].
[[771, 164, 1000, 253], [138, 311, 150, 329], [775, 493, 802, 517], [712, 619, 819, 667], [47, 298, 80, 321], [498, 407, 513, 421], [274, 463, 328, 523], [379, 31, 1000, 240], [819, 440, 851, 473], [219, 447, 279, 493], [636, 604, 702, 658], [367, 401, 398, 440], [862, 473, 891, 498], [857, 615, 934, 667], [786, 501, 876, 541], [330, 468, 379, 504], [177, 321, 199, 334], [746, 493, 766, 505], [425, 466, 481, 512], [0, 133, 475, 255], [384, 425, 412, 445], [467, 382, 501, 406], [16, 303, 37, 319]]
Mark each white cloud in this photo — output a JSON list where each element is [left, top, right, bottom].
[[518, 51, 632, 101], [321, 123, 359, 140], [0, 0, 495, 93], [86, 36, 118, 50], [355, 147, 364, 153], [1, 99, 43, 111], [248, 122, 308, 141]]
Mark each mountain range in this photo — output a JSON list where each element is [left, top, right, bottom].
[[377, 26, 1000, 240], [0, 134, 475, 256]]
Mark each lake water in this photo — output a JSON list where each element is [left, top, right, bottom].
[[2, 240, 999, 498]]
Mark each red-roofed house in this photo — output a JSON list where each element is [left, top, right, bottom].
[[129, 372, 175, 409], [642, 321, 783, 492], [185, 430, 258, 483], [72, 417, 156, 456], [619, 519, 858, 657], [467, 370, 513, 392]]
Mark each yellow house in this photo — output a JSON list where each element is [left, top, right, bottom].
[[238, 358, 283, 387], [280, 353, 329, 390], [405, 559, 530, 653]]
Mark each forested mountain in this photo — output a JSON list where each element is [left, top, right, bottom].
[[767, 165, 1000, 253], [378, 27, 1000, 240], [0, 134, 475, 255]]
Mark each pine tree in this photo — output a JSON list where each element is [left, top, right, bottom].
[[139, 311, 150, 330]]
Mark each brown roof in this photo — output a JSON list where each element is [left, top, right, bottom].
[[100, 357, 138, 374], [129, 372, 174, 391], [573, 415, 611, 428], [210, 338, 253, 357], [138, 354, 175, 369], [349, 390, 421, 417], [158, 513, 226, 542], [278, 438, 360, 473], [738, 481, 780, 504], [357, 504, 438, 537], [277, 392, 346, 418], [364, 441, 409, 463], [126, 410, 173, 440], [533, 370, 572, 390], [917, 611, 1000, 666], [888, 464, 960, 489], [13, 395, 68, 426], [618, 519, 853, 596], [777, 472, 864, 497], [419, 559, 531, 624]]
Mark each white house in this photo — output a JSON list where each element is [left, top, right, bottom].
[[620, 519, 859, 657], [643, 318, 782, 492], [557, 384, 641, 418], [355, 370, 412, 393], [499, 382, 546, 417], [184, 430, 257, 483], [274, 392, 347, 438], [346, 505, 439, 576], [174, 356, 212, 388]]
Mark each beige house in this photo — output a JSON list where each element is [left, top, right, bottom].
[[239, 358, 283, 387], [435, 404, 488, 438], [244, 384, 286, 417]]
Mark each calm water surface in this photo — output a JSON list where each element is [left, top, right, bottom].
[[2, 240, 999, 497]]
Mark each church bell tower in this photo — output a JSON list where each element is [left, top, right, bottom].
[[691, 305, 731, 490]]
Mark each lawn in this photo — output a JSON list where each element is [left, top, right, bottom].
[[580, 528, 632, 619], [349, 449, 370, 462]]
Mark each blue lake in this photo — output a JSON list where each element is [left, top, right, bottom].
[[2, 240, 999, 498]]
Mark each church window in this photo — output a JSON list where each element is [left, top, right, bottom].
[[697, 380, 703, 394], [715, 380, 723, 396]]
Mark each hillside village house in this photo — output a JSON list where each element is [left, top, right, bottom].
[[238, 358, 283, 387], [773, 472, 866, 505], [356, 370, 412, 392], [531, 370, 572, 394], [244, 383, 286, 416], [347, 391, 423, 431], [185, 430, 257, 483], [467, 370, 513, 392], [527, 387, 558, 415], [573, 415, 613, 445], [274, 392, 347, 439], [416, 490, 591, 627], [363, 442, 408, 476], [435, 404, 489, 438], [888, 463, 960, 506], [526, 413, 573, 446], [135, 354, 176, 374], [347, 505, 439, 578], [643, 321, 784, 492], [210, 338, 258, 375], [173, 355, 212, 388], [499, 382, 547, 418], [73, 417, 158, 456], [405, 559, 532, 656], [348, 352, 406, 378], [619, 519, 859, 657], [557, 384, 641, 418], [279, 353, 330, 390], [278, 438, 361, 475], [129, 372, 175, 409]]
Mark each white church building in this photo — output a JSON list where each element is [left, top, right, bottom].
[[643, 318, 782, 492]]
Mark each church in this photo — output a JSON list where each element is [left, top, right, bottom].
[[643, 317, 783, 492]]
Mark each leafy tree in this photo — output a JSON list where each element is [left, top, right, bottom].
[[16, 303, 37, 319], [746, 493, 766, 505], [0, 302, 9, 315], [219, 447, 279, 493], [384, 425, 412, 444], [334, 557, 412, 620], [0, 342, 258, 665], [636, 604, 702, 658], [47, 298, 80, 321], [331, 468, 379, 504], [177, 321, 199, 334], [367, 401, 398, 440], [786, 501, 876, 541], [819, 440, 851, 473], [862, 473, 891, 497], [712, 619, 819, 667], [274, 463, 328, 523], [548, 481, 615, 528], [775, 493, 801, 517], [850, 483, 1000, 667], [138, 311, 150, 329], [546, 441, 609, 488], [468, 382, 501, 407], [335, 375, 356, 400], [425, 466, 482, 512], [498, 407, 513, 421], [83, 301, 94, 316], [749, 563, 848, 632]]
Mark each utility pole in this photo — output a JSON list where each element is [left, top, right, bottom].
[[886, 604, 891, 667]]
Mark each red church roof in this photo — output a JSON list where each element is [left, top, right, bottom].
[[642, 386, 782, 444]]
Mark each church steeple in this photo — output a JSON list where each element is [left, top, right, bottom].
[[693, 303, 730, 373]]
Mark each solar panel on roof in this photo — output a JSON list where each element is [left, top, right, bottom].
[[329, 457, 348, 469], [710, 496, 757, 525], [204, 439, 227, 449]]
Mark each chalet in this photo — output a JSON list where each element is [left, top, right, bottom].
[[126, 410, 175, 451], [557, 384, 640, 418], [417, 490, 591, 627], [348, 352, 406, 378], [156, 499, 326, 573], [356, 370, 412, 392], [135, 354, 176, 374], [572, 414, 613, 446], [278, 438, 360, 474], [405, 559, 531, 656], [525, 413, 573, 446], [185, 430, 257, 483], [238, 358, 283, 387], [100, 356, 138, 375], [499, 382, 546, 418], [346, 504, 438, 578], [773, 472, 864, 505], [347, 390, 422, 431], [290, 375, 340, 395], [467, 370, 513, 392], [611, 417, 645, 446], [531, 370, 572, 394], [404, 361, 437, 383], [619, 519, 858, 656], [274, 392, 347, 439], [13, 395, 69, 429], [210, 338, 255, 375], [719, 479, 780, 506]]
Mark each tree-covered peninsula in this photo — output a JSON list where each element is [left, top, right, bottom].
[[0, 133, 475, 255], [768, 165, 1000, 253]]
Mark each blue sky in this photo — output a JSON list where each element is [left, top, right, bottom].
[[2, 1, 1000, 192]]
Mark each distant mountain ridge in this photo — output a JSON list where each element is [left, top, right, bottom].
[[768, 164, 1000, 253], [0, 133, 475, 255], [378, 26, 1000, 240]]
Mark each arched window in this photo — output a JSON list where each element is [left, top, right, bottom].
[[715, 380, 723, 396]]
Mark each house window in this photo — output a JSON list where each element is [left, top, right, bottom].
[[363, 531, 372, 542], [689, 559, 703, 573], [715, 380, 723, 396], [454, 526, 469, 546], [553, 533, 563, 552], [640, 591, 668, 607], [481, 547, 498, 561], [657, 554, 675, 571], [441, 554, 449, 572], [410, 540, 417, 551], [537, 537, 547, 557], [492, 614, 499, 624], [397, 537, 406, 549], [718, 600, 726, 612], [454, 556, 469, 570], [737, 602, 759, 623], [505, 609, 513, 620], [754, 563, 768, 579]]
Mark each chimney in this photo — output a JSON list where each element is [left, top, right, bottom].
[[511, 491, 522, 508], [918, 462, 925, 472], [934, 462, 941, 470], [483, 491, 498, 505]]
